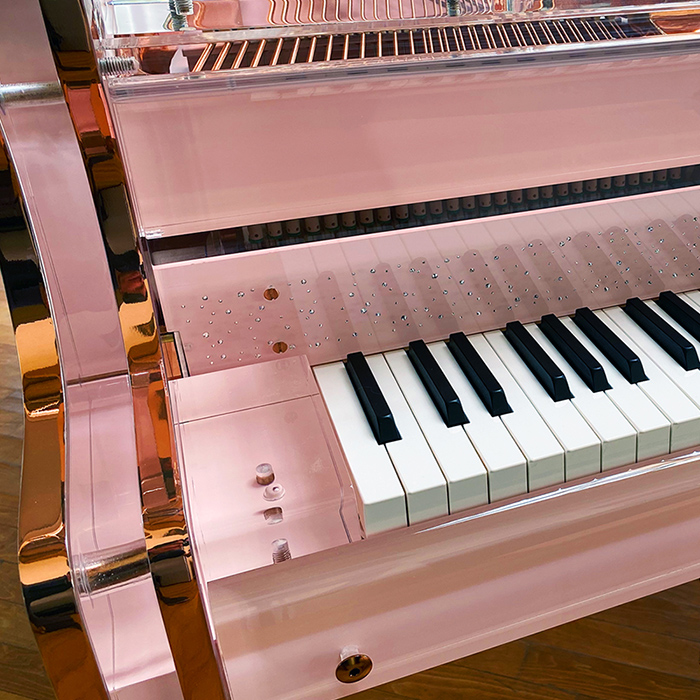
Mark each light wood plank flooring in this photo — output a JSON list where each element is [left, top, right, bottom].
[[0, 286, 699, 700], [0, 287, 53, 699]]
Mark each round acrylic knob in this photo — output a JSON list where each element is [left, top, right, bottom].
[[256, 463, 275, 485], [263, 483, 285, 501]]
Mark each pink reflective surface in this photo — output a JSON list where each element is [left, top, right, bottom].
[[98, 0, 700, 36], [207, 450, 700, 699], [0, 91, 128, 383], [172, 358, 361, 583], [155, 185, 700, 374], [170, 354, 318, 421], [66, 378, 183, 698], [112, 53, 700, 237], [0, 0, 59, 84]]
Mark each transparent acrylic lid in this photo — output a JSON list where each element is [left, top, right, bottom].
[[94, 0, 700, 46]]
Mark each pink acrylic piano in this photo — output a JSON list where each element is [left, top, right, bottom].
[[2, 0, 700, 697]]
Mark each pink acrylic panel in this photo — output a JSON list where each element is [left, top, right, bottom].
[[154, 185, 700, 375], [206, 449, 700, 700], [96, 0, 699, 36], [0, 34, 128, 383], [65, 378, 183, 699], [0, 0, 58, 84], [171, 357, 362, 584], [111, 53, 700, 237]]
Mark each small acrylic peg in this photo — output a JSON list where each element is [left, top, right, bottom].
[[256, 462, 275, 485]]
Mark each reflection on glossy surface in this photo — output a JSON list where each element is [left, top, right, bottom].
[[35, 1, 228, 697], [652, 7, 700, 31], [0, 129, 110, 699], [210, 448, 700, 699], [95, 0, 700, 35]]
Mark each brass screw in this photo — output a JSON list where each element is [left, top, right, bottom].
[[336, 647, 373, 683], [272, 341, 288, 354], [263, 287, 279, 301]]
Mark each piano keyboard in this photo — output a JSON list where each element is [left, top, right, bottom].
[[314, 291, 700, 535]]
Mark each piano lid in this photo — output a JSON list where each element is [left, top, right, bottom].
[[97, 0, 700, 43]]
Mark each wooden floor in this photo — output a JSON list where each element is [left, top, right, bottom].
[[1, 290, 700, 700], [0, 286, 53, 700]]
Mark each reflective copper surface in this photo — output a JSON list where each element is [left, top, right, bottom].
[[652, 8, 700, 32], [0, 129, 110, 700], [33, 1, 228, 697]]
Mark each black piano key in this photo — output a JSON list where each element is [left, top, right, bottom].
[[539, 314, 612, 393], [407, 340, 468, 428], [624, 297, 700, 371], [504, 321, 574, 402], [657, 291, 700, 343], [447, 332, 512, 416], [573, 307, 648, 384], [345, 352, 401, 444]]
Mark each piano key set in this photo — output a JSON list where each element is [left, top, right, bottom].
[[8, 1, 700, 699], [315, 293, 700, 533]]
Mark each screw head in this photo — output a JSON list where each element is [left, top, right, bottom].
[[335, 653, 372, 683]]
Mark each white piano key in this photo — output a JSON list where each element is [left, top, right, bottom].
[[365, 354, 449, 524], [560, 316, 670, 460], [384, 349, 489, 512], [485, 329, 602, 480], [680, 290, 700, 315], [427, 342, 528, 501], [614, 299, 700, 414], [598, 308, 700, 451], [526, 323, 637, 471], [313, 362, 407, 535], [468, 334, 565, 490]]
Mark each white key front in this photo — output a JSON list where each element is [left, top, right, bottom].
[[485, 329, 602, 480], [384, 349, 489, 513], [314, 362, 407, 535], [427, 342, 528, 501], [560, 316, 670, 460], [598, 308, 700, 451], [468, 334, 565, 491], [640, 299, 700, 409], [526, 322, 637, 471], [365, 354, 449, 525]]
